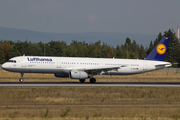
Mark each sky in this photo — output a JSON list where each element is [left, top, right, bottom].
[[0, 0, 180, 35]]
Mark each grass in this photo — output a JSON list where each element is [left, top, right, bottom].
[[1, 106, 180, 120], [1, 87, 180, 105], [0, 87, 180, 119], [0, 69, 180, 119]]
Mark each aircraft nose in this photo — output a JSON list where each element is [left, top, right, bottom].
[[2, 63, 7, 70]]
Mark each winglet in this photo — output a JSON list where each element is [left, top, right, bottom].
[[143, 37, 170, 61]]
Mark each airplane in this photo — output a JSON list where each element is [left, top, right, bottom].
[[2, 37, 171, 83]]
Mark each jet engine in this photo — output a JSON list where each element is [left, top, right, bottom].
[[69, 71, 89, 79], [54, 73, 69, 78]]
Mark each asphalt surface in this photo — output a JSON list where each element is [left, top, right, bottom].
[[0, 82, 180, 87]]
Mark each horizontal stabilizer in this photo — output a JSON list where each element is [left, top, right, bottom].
[[155, 63, 172, 68]]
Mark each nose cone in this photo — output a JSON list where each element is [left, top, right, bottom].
[[2, 63, 8, 70]]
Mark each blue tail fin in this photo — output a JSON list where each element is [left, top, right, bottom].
[[143, 37, 170, 61]]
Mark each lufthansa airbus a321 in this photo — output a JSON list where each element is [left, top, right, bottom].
[[2, 37, 171, 83]]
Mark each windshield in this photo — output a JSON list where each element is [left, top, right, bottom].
[[7, 60, 16, 63]]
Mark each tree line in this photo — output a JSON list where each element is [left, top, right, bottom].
[[0, 29, 179, 67]]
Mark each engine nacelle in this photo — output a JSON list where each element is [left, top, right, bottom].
[[54, 73, 69, 78], [70, 71, 88, 79]]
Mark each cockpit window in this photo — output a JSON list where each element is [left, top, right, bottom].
[[7, 60, 16, 63]]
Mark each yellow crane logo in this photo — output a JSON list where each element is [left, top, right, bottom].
[[156, 44, 166, 55]]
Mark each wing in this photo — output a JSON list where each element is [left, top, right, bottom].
[[73, 64, 128, 75]]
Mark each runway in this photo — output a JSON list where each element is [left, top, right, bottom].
[[0, 82, 180, 87]]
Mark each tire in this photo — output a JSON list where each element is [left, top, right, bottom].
[[79, 79, 85, 83], [90, 78, 96, 83], [19, 78, 23, 82]]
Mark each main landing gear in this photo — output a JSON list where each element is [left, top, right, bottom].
[[19, 73, 24, 82], [89, 75, 96, 83], [79, 79, 85, 83], [90, 78, 96, 83], [79, 78, 96, 83]]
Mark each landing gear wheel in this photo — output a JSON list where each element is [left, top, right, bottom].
[[79, 79, 85, 83], [90, 78, 96, 83], [19, 78, 23, 82]]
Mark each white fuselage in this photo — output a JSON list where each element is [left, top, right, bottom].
[[2, 56, 171, 76]]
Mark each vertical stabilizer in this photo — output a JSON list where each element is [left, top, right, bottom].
[[143, 37, 170, 61]]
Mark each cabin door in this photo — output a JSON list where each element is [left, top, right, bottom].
[[21, 56, 27, 67], [99, 61, 103, 67], [143, 61, 147, 70], [57, 59, 61, 68]]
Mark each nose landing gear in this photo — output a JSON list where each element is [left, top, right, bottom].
[[19, 73, 24, 82]]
